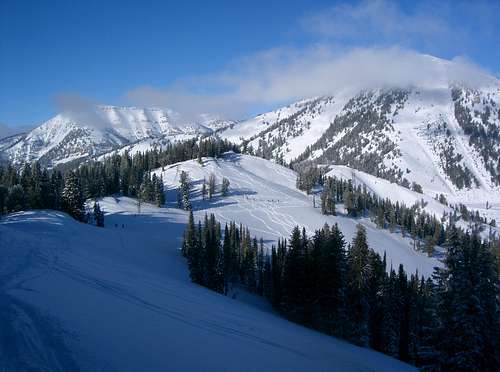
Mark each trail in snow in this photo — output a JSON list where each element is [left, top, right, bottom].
[[157, 153, 441, 277], [0, 199, 415, 371]]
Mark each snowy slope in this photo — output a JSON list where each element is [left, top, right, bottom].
[[156, 153, 441, 277], [326, 164, 500, 241], [221, 96, 349, 162], [0, 132, 26, 152], [326, 165, 452, 217], [0, 199, 415, 371]]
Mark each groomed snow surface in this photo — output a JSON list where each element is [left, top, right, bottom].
[[0, 196, 415, 371]]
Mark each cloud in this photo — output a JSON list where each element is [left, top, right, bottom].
[[54, 93, 108, 129], [300, 0, 500, 55], [126, 85, 247, 125], [100, 1, 500, 123], [125, 46, 494, 122], [301, 0, 448, 46]]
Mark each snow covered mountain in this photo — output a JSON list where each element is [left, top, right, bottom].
[[219, 82, 500, 205], [3, 55, 499, 206], [0, 106, 234, 167]]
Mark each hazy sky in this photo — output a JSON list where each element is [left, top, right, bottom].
[[1, 0, 499, 131]]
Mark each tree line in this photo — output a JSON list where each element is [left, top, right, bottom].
[[296, 170, 497, 256], [71, 137, 238, 204], [0, 161, 104, 226], [183, 213, 499, 370], [177, 170, 230, 211], [0, 137, 237, 220]]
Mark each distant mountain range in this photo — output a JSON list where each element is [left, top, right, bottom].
[[1, 55, 499, 202], [0, 106, 234, 167]]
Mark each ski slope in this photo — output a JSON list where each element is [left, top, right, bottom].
[[326, 165, 500, 240], [0, 199, 415, 371], [157, 153, 441, 277], [326, 165, 452, 217]]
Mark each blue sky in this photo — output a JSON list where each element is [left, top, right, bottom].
[[1, 0, 499, 131]]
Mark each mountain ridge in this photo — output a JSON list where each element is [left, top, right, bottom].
[[218, 83, 500, 203], [2, 56, 499, 206], [0, 106, 235, 167]]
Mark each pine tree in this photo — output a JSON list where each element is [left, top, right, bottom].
[[415, 277, 439, 369], [187, 221, 204, 284], [367, 250, 386, 352], [208, 173, 216, 199], [221, 177, 230, 196], [320, 179, 336, 215], [62, 172, 85, 221], [382, 268, 400, 357], [314, 223, 347, 336], [0, 185, 8, 214], [202, 178, 207, 200], [93, 201, 105, 227], [283, 226, 311, 324], [343, 181, 357, 216], [424, 235, 435, 256], [179, 171, 191, 210], [183, 210, 196, 257], [270, 243, 284, 307], [257, 239, 265, 296], [435, 227, 500, 370], [203, 214, 224, 292], [346, 224, 370, 346], [6, 184, 26, 212], [152, 174, 165, 206], [397, 264, 411, 362], [222, 224, 233, 295], [262, 253, 273, 300]]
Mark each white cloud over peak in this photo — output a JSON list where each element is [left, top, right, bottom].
[[126, 46, 495, 123]]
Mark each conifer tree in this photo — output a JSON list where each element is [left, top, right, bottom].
[[93, 201, 105, 227], [343, 181, 357, 216], [187, 221, 204, 284], [62, 172, 85, 221], [320, 179, 336, 215], [424, 235, 435, 256], [203, 214, 224, 292], [435, 228, 499, 370], [221, 177, 230, 196], [183, 210, 196, 257], [0, 185, 8, 214], [179, 171, 191, 210], [6, 184, 26, 212], [314, 223, 347, 336], [283, 226, 311, 324], [367, 250, 386, 352], [208, 173, 216, 199], [346, 224, 370, 346], [202, 178, 207, 200], [222, 224, 233, 295]]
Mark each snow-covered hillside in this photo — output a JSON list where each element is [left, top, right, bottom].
[[218, 78, 500, 206], [221, 96, 348, 162], [157, 153, 441, 277], [326, 165, 500, 241], [0, 107, 234, 167], [0, 199, 414, 371], [326, 164, 452, 217]]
